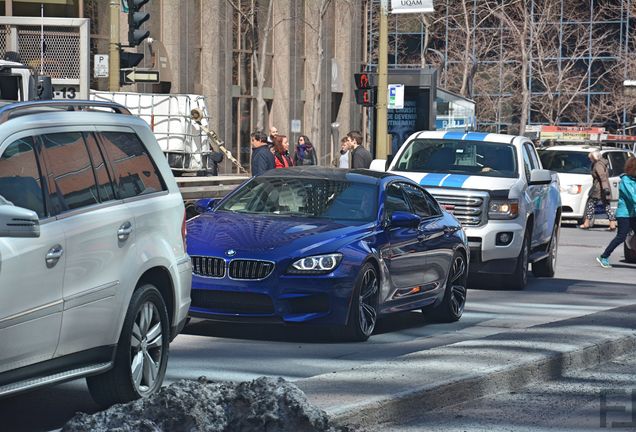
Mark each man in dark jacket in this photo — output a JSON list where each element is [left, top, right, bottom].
[[250, 131, 275, 176], [347, 130, 372, 169]]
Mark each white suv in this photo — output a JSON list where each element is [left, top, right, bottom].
[[0, 100, 191, 407], [538, 145, 635, 222]]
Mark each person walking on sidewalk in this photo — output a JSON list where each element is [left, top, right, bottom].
[[332, 136, 352, 168], [250, 131, 275, 177], [347, 130, 372, 169], [596, 157, 636, 268], [272, 135, 294, 169], [579, 150, 617, 231]]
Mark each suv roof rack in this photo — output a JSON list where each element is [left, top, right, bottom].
[[0, 99, 132, 123]]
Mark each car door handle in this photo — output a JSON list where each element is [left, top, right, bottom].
[[45, 244, 64, 268], [117, 221, 133, 241]]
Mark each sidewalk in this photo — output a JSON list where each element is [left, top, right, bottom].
[[296, 304, 636, 428]]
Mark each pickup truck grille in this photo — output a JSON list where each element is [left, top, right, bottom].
[[432, 194, 484, 226]]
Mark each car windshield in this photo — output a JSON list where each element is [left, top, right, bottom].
[[538, 150, 591, 174], [393, 139, 518, 178], [217, 176, 378, 222]]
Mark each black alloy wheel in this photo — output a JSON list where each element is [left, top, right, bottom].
[[511, 230, 530, 290], [344, 262, 379, 342], [532, 222, 559, 277], [426, 251, 468, 322]]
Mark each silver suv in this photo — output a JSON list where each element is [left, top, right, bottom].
[[0, 100, 191, 407]]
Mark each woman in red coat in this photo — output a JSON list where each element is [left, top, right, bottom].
[[273, 135, 294, 168]]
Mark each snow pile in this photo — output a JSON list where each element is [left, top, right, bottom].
[[62, 376, 361, 432]]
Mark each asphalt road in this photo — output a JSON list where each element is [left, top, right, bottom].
[[1, 224, 635, 432], [368, 350, 636, 431]]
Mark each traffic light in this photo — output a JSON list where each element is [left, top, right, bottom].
[[354, 72, 376, 107], [128, 0, 151, 47], [120, 51, 144, 69]]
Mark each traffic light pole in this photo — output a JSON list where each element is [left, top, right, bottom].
[[109, 0, 120, 91], [375, 0, 389, 160]]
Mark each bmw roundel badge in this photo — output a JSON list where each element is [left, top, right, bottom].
[[226, 249, 236, 257]]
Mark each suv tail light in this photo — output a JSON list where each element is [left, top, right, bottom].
[[181, 209, 187, 251]]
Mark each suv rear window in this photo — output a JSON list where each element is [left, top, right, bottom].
[[538, 150, 591, 174], [98, 131, 166, 199]]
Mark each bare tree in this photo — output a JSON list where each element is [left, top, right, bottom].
[[226, 0, 273, 132]]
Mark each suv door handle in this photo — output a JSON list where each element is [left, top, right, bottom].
[[117, 221, 133, 241], [45, 244, 64, 268]]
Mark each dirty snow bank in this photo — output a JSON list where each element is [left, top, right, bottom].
[[62, 376, 361, 432]]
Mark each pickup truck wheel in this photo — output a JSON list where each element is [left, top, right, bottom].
[[532, 223, 559, 277], [87, 284, 169, 408], [510, 231, 530, 290], [424, 251, 467, 322]]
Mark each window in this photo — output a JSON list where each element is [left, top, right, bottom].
[[521, 145, 533, 181], [98, 132, 165, 199], [402, 184, 433, 218], [40, 132, 99, 214], [0, 137, 45, 217], [84, 133, 115, 202], [606, 152, 630, 177], [384, 183, 411, 218]]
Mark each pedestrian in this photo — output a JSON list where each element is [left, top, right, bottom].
[[250, 130, 275, 176], [332, 136, 351, 168], [272, 134, 294, 168], [347, 130, 372, 169], [596, 157, 636, 268], [579, 150, 617, 231], [267, 126, 278, 145], [294, 135, 318, 166]]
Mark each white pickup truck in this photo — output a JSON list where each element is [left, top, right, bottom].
[[371, 131, 562, 290]]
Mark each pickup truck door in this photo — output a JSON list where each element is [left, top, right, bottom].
[[522, 142, 551, 246]]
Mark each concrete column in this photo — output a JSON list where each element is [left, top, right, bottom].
[[272, 0, 291, 137]]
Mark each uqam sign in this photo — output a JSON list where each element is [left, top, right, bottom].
[[391, 0, 434, 14]]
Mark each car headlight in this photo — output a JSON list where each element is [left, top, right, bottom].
[[560, 184, 582, 195], [488, 199, 519, 220], [287, 253, 343, 274]]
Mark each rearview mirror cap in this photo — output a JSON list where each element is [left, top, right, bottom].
[[0, 204, 40, 238], [529, 169, 552, 185], [390, 211, 421, 228], [369, 159, 387, 172], [194, 198, 218, 214]]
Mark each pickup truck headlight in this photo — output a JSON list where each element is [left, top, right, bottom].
[[287, 253, 343, 274], [559, 184, 582, 195], [488, 199, 519, 220]]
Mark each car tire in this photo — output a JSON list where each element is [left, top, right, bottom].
[[424, 251, 468, 322], [624, 232, 636, 263], [510, 230, 530, 290], [87, 284, 170, 408], [532, 222, 559, 277], [343, 262, 379, 342]]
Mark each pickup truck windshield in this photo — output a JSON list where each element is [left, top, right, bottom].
[[393, 139, 519, 178]]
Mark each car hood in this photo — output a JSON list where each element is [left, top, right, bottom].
[[187, 211, 373, 258], [391, 171, 519, 191]]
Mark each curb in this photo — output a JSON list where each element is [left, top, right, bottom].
[[296, 304, 636, 428]]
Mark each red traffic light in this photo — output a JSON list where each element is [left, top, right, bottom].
[[355, 89, 375, 106]]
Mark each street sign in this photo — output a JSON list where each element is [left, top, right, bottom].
[[291, 119, 301, 133], [387, 84, 404, 109], [94, 54, 109, 78], [391, 0, 434, 14], [120, 69, 159, 84]]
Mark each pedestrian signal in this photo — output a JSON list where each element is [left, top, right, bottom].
[[354, 73, 374, 89], [355, 89, 375, 107]]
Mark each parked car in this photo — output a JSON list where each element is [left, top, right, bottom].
[[187, 167, 469, 342], [370, 131, 561, 290], [0, 100, 192, 407], [537, 145, 635, 223]]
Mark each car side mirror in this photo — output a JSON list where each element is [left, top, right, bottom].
[[390, 211, 421, 228], [0, 204, 40, 238], [529, 169, 552, 185], [194, 198, 218, 214]]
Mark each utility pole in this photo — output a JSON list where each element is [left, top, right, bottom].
[[375, 0, 389, 159], [109, 0, 120, 91]]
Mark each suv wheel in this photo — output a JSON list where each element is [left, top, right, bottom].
[[87, 284, 169, 408], [625, 232, 636, 263], [532, 222, 559, 277]]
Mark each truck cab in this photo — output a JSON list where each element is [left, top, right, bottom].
[[371, 131, 562, 290]]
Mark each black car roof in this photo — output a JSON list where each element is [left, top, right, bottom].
[[259, 167, 397, 183]]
